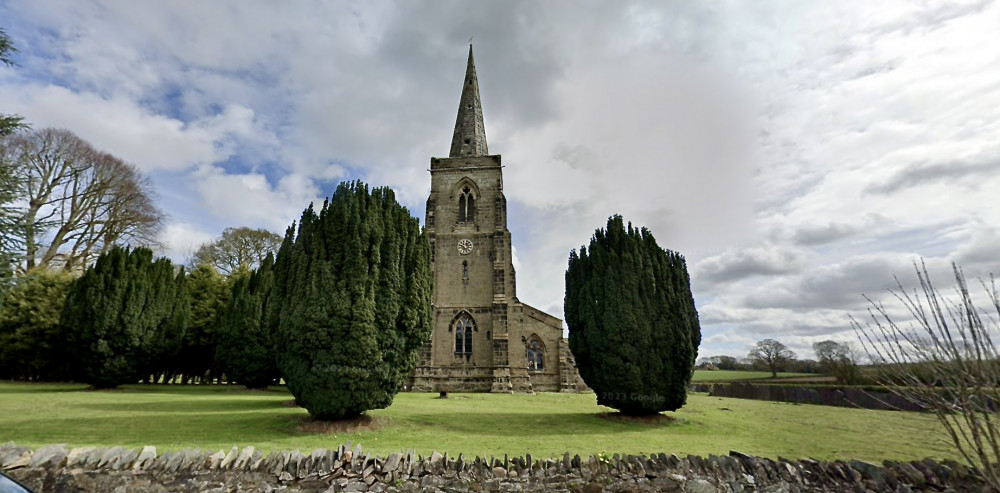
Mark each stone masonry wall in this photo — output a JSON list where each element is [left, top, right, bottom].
[[692, 383, 925, 412], [0, 442, 987, 492]]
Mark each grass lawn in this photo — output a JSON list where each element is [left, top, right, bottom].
[[0, 381, 956, 463], [691, 370, 817, 382]]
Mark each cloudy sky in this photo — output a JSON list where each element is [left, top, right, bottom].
[[2, 0, 999, 360]]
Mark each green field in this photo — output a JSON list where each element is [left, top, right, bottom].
[[690, 370, 817, 382], [0, 381, 956, 463]]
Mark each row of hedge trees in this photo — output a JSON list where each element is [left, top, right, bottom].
[[0, 255, 237, 385], [0, 182, 437, 419], [1, 181, 701, 419]]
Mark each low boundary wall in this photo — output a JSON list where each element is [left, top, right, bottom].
[[692, 383, 926, 412], [1, 442, 984, 492]]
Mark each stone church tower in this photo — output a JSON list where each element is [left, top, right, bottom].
[[409, 47, 582, 393]]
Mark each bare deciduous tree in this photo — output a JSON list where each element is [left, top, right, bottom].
[[191, 226, 282, 275], [853, 261, 1000, 489], [748, 338, 796, 378], [0, 128, 163, 272], [813, 340, 862, 384]]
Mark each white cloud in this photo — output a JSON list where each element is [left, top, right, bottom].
[[157, 222, 215, 266], [503, 51, 757, 252], [4, 85, 274, 171], [190, 166, 320, 232], [952, 227, 1000, 270], [694, 245, 807, 285]]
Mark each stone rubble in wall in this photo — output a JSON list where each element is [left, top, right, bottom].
[[0, 441, 988, 492]]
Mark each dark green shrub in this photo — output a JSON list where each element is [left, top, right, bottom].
[[565, 215, 700, 415], [60, 246, 189, 388], [216, 254, 279, 389], [173, 263, 231, 383], [270, 181, 432, 419], [0, 269, 75, 380]]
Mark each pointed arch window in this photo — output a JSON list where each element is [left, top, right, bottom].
[[458, 185, 476, 223], [453, 312, 476, 357], [527, 337, 545, 371]]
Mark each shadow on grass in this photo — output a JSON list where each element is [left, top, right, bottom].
[[398, 411, 681, 437], [105, 385, 291, 396], [0, 382, 292, 396], [297, 414, 384, 434], [6, 413, 299, 445], [73, 396, 296, 414], [0, 381, 90, 394]]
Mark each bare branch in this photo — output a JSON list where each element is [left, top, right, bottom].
[[854, 261, 1000, 488], [0, 128, 165, 272]]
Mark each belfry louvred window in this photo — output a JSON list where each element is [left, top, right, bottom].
[[458, 186, 475, 223]]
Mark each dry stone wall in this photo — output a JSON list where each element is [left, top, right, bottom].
[[693, 383, 925, 412], [0, 442, 986, 492]]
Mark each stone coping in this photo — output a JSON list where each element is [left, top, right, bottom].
[[0, 442, 986, 492]]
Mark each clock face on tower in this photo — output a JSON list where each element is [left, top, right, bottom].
[[457, 239, 474, 255]]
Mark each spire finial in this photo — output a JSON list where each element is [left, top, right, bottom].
[[449, 45, 488, 157]]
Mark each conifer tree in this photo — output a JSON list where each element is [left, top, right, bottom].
[[60, 246, 190, 388], [216, 254, 279, 389], [271, 181, 432, 419], [565, 215, 700, 415], [173, 264, 231, 383], [0, 268, 75, 380]]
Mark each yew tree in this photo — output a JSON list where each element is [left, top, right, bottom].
[[60, 246, 189, 388], [216, 254, 279, 389], [270, 181, 432, 419], [172, 263, 231, 383], [0, 268, 75, 380], [565, 215, 700, 415]]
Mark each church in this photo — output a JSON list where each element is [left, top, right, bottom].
[[408, 47, 584, 393]]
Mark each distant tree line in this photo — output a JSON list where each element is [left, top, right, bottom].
[[697, 339, 861, 384]]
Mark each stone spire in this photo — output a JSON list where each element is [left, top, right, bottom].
[[449, 45, 489, 157]]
